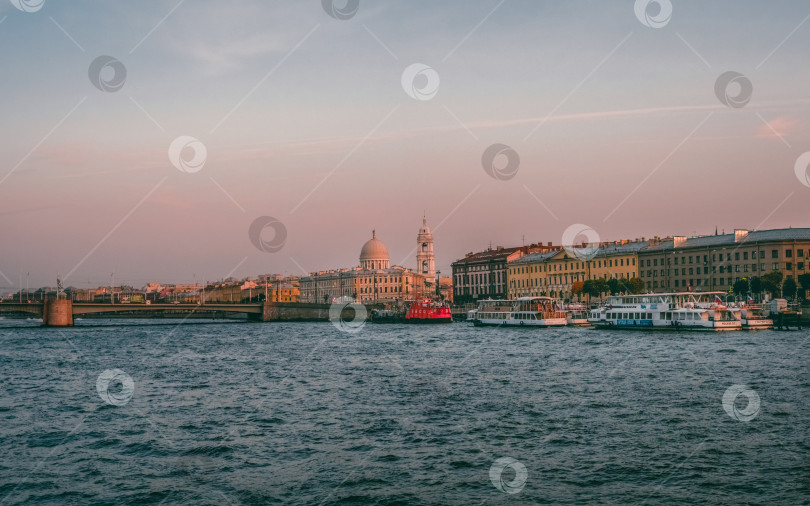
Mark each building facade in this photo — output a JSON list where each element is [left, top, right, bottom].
[[299, 228, 427, 304], [452, 243, 559, 304], [638, 228, 810, 294], [507, 241, 646, 299]]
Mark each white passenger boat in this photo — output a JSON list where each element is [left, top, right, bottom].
[[732, 303, 773, 330], [562, 303, 591, 327], [471, 297, 567, 327], [587, 292, 742, 331]]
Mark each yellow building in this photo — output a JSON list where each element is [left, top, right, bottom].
[[507, 241, 647, 300], [268, 285, 300, 303]]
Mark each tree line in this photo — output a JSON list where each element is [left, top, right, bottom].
[[572, 272, 809, 302]]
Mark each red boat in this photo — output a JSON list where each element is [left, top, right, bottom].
[[404, 298, 453, 324]]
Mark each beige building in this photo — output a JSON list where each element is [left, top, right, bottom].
[[299, 229, 427, 304], [638, 228, 810, 293], [507, 241, 647, 300]]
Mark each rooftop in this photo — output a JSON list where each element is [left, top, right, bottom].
[[642, 228, 810, 252], [452, 246, 527, 265]]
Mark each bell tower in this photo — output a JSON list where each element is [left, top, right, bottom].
[[416, 215, 436, 281]]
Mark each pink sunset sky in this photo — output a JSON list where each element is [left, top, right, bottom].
[[1, 0, 810, 289]]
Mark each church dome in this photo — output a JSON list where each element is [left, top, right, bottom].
[[360, 230, 390, 269]]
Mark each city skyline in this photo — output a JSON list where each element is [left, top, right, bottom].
[[2, 0, 810, 289]]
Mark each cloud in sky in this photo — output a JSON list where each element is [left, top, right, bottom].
[[756, 115, 799, 140]]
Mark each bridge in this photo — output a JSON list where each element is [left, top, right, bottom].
[[0, 300, 332, 326]]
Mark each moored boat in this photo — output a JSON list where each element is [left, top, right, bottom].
[[588, 292, 742, 331], [404, 298, 452, 324], [471, 297, 567, 327], [732, 303, 773, 330], [562, 303, 591, 327]]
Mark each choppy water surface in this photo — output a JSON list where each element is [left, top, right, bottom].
[[0, 319, 808, 505]]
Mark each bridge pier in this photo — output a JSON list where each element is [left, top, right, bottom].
[[250, 302, 331, 322], [43, 299, 73, 327]]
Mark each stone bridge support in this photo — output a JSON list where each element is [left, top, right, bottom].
[[250, 302, 331, 322], [43, 299, 73, 327]]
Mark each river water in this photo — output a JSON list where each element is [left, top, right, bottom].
[[0, 318, 807, 505]]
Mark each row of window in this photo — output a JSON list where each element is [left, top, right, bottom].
[[360, 286, 409, 294], [642, 262, 807, 278], [510, 271, 633, 286], [510, 257, 636, 276], [604, 311, 706, 321], [643, 248, 806, 268], [461, 262, 506, 272]]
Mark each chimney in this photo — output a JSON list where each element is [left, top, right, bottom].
[[673, 236, 687, 248], [734, 229, 749, 243]]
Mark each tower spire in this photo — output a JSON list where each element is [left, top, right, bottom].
[[416, 216, 435, 281]]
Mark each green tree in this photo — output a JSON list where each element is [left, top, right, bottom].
[[797, 273, 810, 300], [582, 280, 598, 299], [750, 276, 762, 298], [760, 270, 783, 297], [594, 278, 609, 299], [782, 277, 797, 301], [732, 278, 750, 299], [607, 278, 621, 295], [621, 276, 645, 294]]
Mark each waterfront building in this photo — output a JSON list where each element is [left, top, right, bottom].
[[451, 243, 559, 304], [638, 228, 810, 294], [588, 241, 647, 284], [267, 284, 299, 303], [204, 284, 243, 303], [506, 240, 647, 300], [299, 224, 429, 304]]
